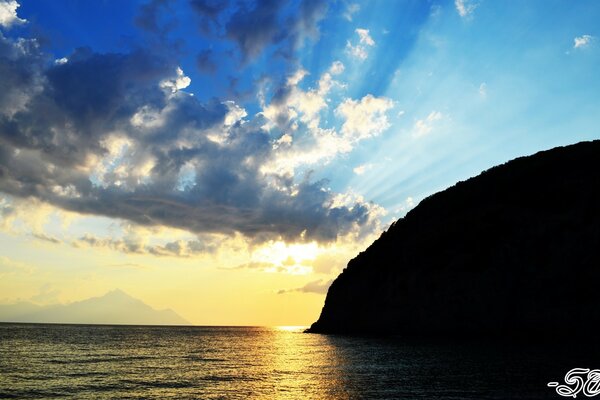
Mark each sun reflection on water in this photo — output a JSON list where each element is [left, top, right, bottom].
[[274, 325, 307, 332], [268, 325, 350, 399], [2, 324, 591, 399]]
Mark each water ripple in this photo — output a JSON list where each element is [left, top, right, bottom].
[[2, 323, 599, 399]]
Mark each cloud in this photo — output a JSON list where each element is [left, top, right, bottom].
[[160, 66, 191, 93], [0, 0, 26, 29], [329, 60, 345, 75], [310, 252, 347, 274], [356, 28, 375, 46], [224, 0, 284, 61], [277, 278, 332, 294], [0, 195, 76, 237], [191, 0, 328, 63], [31, 233, 61, 244], [105, 263, 151, 270], [190, 0, 229, 20], [336, 94, 394, 140], [412, 111, 443, 138], [574, 35, 594, 49], [393, 196, 416, 215], [345, 28, 375, 60], [0, 15, 385, 246], [261, 64, 344, 134], [455, 0, 477, 18], [230, 260, 311, 275], [230, 261, 274, 270], [74, 234, 217, 258], [259, 67, 392, 197], [479, 82, 487, 98], [343, 3, 360, 22], [0, 196, 14, 221], [353, 163, 372, 175]]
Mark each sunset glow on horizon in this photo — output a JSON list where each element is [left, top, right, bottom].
[[1, 0, 598, 326]]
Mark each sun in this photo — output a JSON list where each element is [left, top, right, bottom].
[[252, 241, 320, 275], [275, 325, 306, 332]]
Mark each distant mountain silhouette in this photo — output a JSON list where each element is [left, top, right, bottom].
[[0, 289, 189, 325], [308, 141, 600, 338]]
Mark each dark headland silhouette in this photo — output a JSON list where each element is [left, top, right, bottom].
[[308, 140, 600, 339]]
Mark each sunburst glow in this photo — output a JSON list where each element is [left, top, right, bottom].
[[0, 0, 598, 328]]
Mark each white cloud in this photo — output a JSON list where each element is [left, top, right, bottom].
[[353, 163, 373, 175], [0, 195, 72, 237], [329, 60, 345, 75], [260, 67, 348, 174], [260, 69, 392, 190], [160, 67, 191, 93], [262, 92, 393, 174], [337, 94, 394, 140], [394, 197, 416, 215], [346, 42, 368, 60], [287, 68, 308, 86], [261, 67, 339, 132], [346, 28, 375, 60], [356, 28, 375, 46], [343, 3, 360, 22], [574, 35, 594, 49], [413, 111, 443, 138], [455, 0, 477, 18], [430, 4, 443, 18], [0, 0, 26, 28], [479, 82, 487, 98], [223, 100, 247, 126]]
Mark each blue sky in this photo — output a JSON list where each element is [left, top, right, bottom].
[[0, 0, 599, 324], [12, 0, 595, 220]]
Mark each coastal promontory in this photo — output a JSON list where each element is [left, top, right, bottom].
[[308, 141, 600, 338]]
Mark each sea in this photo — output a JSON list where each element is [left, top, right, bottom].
[[0, 323, 598, 399]]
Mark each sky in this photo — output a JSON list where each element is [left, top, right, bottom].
[[0, 0, 598, 326]]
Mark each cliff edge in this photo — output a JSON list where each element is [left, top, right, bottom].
[[307, 141, 600, 338]]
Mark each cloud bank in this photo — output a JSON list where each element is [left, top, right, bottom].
[[0, 2, 391, 245], [191, 0, 328, 63]]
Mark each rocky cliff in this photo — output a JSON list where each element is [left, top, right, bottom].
[[308, 141, 600, 338]]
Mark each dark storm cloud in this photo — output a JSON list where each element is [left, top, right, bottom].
[[0, 41, 174, 170], [190, 0, 328, 62], [224, 0, 285, 61], [0, 28, 379, 244], [0, 33, 44, 119]]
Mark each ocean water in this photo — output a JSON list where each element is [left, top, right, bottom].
[[0, 323, 597, 399]]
